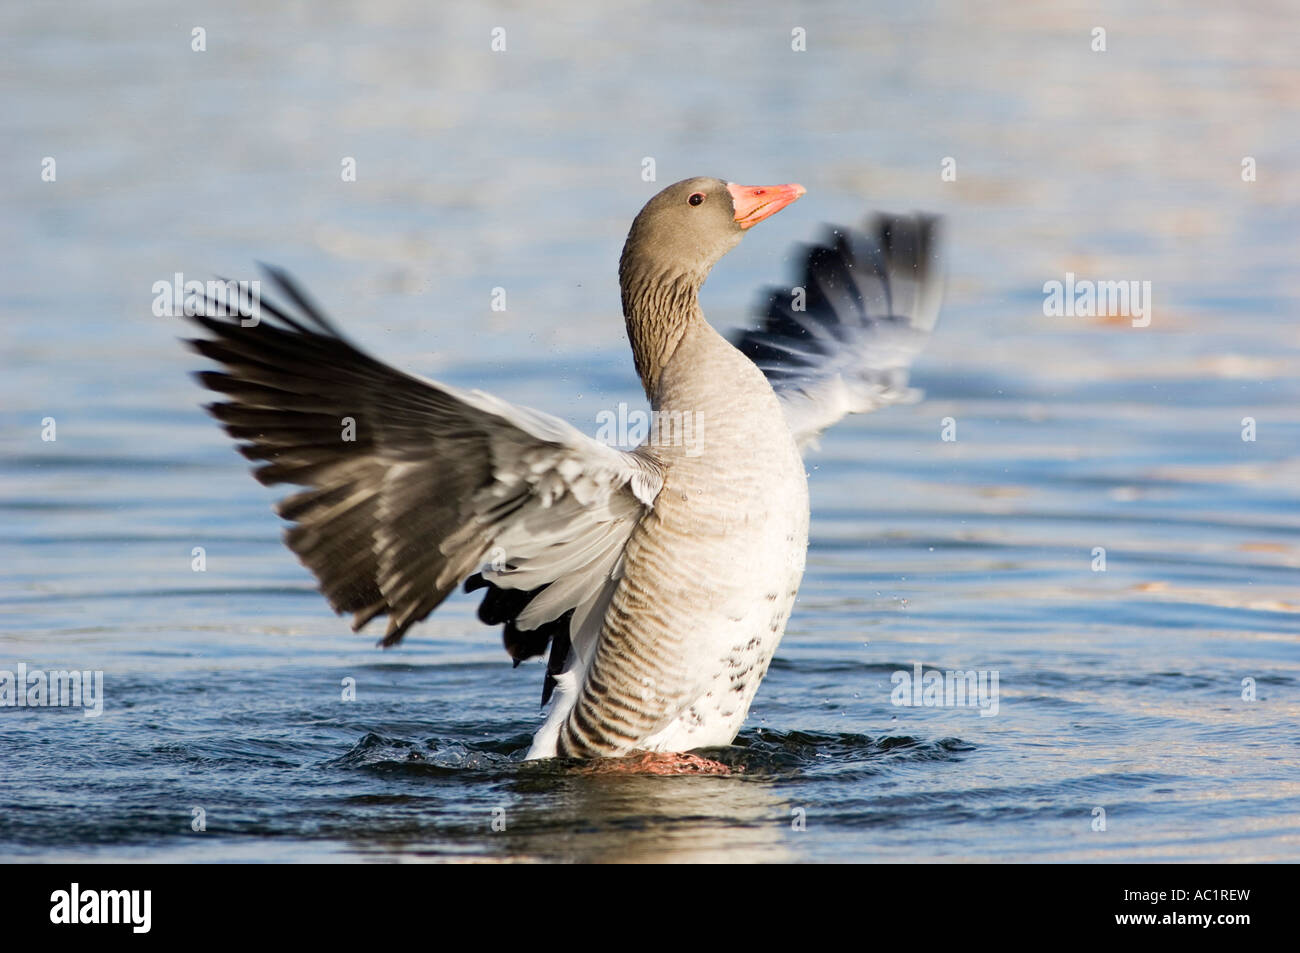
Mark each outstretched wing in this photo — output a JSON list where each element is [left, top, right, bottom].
[[185, 268, 662, 653], [732, 214, 943, 448]]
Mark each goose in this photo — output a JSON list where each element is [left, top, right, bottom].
[[184, 177, 943, 765]]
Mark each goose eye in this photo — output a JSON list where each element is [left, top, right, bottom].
[[688, 192, 705, 206]]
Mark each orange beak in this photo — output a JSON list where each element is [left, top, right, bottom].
[[727, 182, 806, 229]]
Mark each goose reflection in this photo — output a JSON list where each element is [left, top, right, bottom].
[[496, 764, 797, 863]]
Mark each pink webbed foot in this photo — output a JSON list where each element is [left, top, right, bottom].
[[583, 750, 738, 775]]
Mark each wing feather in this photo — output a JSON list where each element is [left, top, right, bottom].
[[732, 214, 944, 448], [185, 268, 662, 652]]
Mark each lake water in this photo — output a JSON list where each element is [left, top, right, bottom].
[[2, 0, 1298, 862]]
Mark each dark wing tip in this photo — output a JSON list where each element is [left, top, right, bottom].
[[463, 574, 573, 703], [258, 263, 344, 337]]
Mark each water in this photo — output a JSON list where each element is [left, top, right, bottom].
[[2, 0, 1298, 862]]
